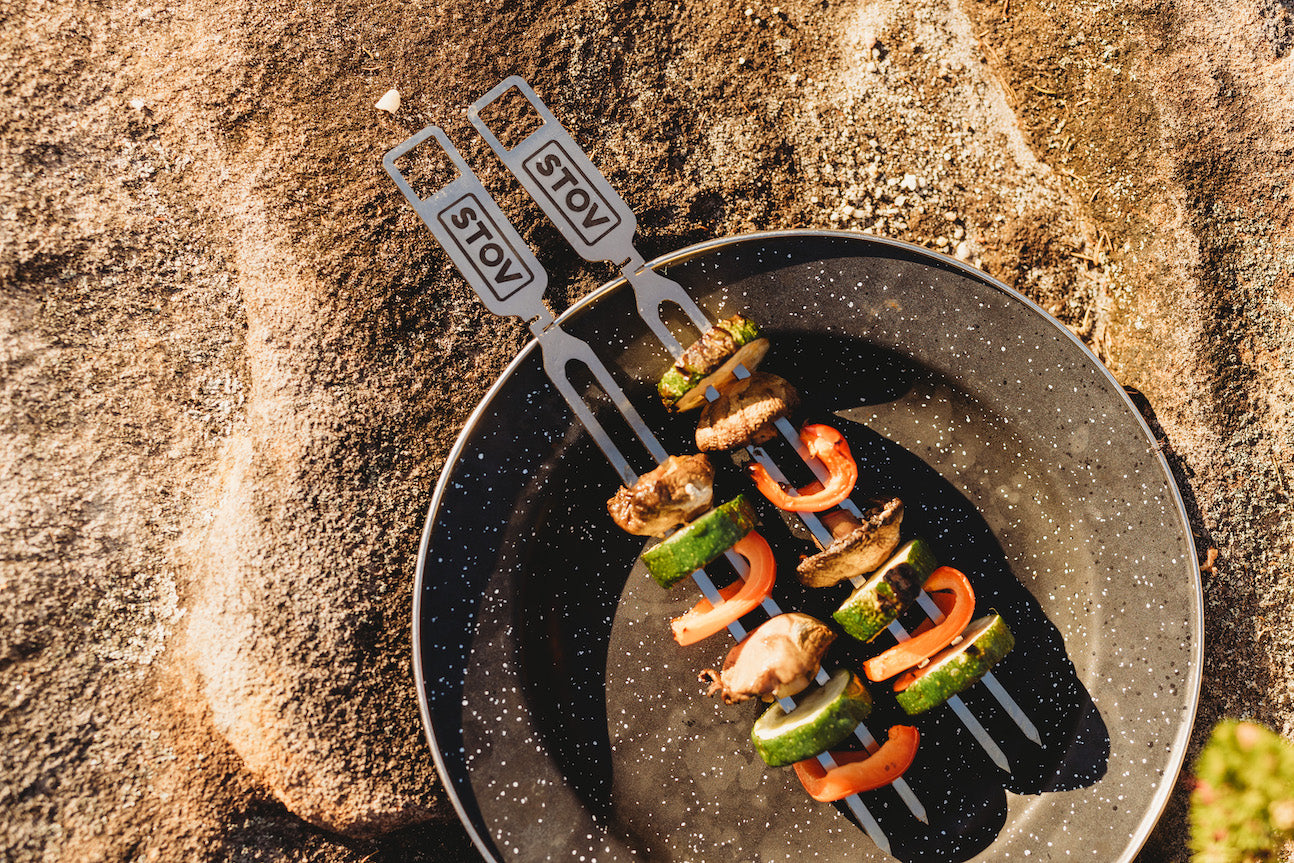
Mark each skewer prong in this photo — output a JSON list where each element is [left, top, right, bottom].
[[948, 695, 1011, 772], [980, 672, 1042, 745]]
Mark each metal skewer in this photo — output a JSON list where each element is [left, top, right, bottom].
[[384, 127, 901, 851], [467, 77, 1037, 767], [467, 77, 715, 354]]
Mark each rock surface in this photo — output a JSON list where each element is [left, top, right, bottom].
[[2, 0, 1292, 860]]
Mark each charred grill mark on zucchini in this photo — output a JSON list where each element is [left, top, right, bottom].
[[640, 495, 758, 588], [832, 539, 936, 642]]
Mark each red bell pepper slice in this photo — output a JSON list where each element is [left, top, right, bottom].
[[792, 725, 921, 801], [747, 423, 858, 512], [671, 529, 776, 646], [864, 566, 975, 682]]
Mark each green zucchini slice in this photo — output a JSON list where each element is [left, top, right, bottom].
[[641, 495, 758, 588], [751, 668, 873, 767], [832, 538, 936, 642], [894, 613, 1015, 715]]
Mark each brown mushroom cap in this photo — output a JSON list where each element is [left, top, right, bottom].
[[699, 612, 836, 704], [606, 454, 715, 537], [796, 497, 905, 587], [695, 371, 800, 452]]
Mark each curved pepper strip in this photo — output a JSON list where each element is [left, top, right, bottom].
[[747, 423, 858, 513], [671, 530, 775, 646], [793, 725, 921, 801], [863, 566, 975, 682]]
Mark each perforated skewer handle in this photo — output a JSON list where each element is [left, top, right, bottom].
[[382, 127, 664, 483], [469, 76, 710, 357]]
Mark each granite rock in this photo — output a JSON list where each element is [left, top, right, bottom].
[[3, 0, 1292, 859]]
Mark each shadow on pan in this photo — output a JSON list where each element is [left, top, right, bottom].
[[498, 335, 1108, 862]]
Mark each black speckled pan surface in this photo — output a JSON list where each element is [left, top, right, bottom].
[[413, 231, 1202, 863]]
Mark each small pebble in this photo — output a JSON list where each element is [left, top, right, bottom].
[[375, 89, 400, 114], [954, 241, 971, 260]]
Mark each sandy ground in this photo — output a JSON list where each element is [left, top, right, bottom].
[[2, 0, 1292, 860]]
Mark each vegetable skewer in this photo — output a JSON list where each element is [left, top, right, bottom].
[[460, 75, 1036, 754], [464, 75, 1031, 759], [668, 381, 934, 818], [695, 530, 914, 846], [391, 117, 911, 850], [750, 414, 1019, 771], [713, 534, 929, 828], [393, 80, 1047, 853]]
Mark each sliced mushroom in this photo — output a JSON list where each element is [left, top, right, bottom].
[[796, 496, 905, 587], [679, 317, 742, 372], [695, 371, 800, 452], [698, 612, 836, 704], [606, 454, 715, 537], [671, 338, 771, 412]]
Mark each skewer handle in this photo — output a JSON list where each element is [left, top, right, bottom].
[[470, 78, 713, 352], [382, 126, 550, 324], [469, 77, 639, 267], [384, 125, 673, 486]]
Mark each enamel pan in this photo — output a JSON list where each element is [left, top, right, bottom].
[[412, 230, 1202, 863]]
